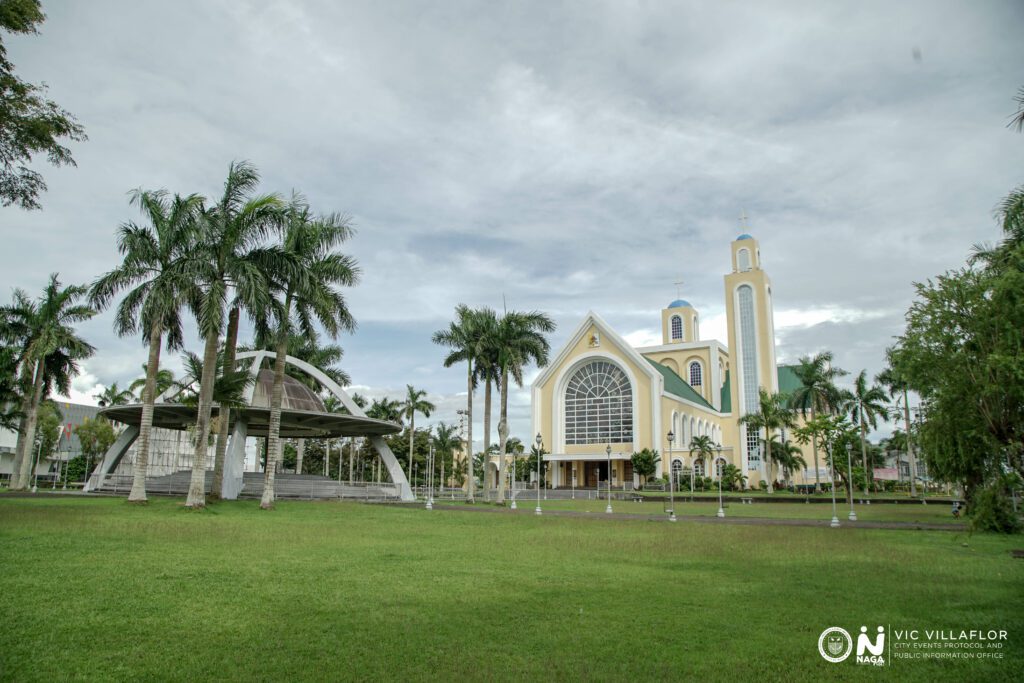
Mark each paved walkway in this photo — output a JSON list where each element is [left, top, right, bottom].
[[419, 502, 968, 532]]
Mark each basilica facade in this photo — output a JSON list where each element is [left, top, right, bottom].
[[525, 233, 823, 490]]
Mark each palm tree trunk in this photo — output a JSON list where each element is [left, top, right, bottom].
[[496, 368, 509, 503], [903, 388, 918, 497], [9, 362, 35, 487], [210, 306, 240, 499], [348, 437, 354, 482], [466, 360, 475, 502], [185, 331, 220, 508], [260, 326, 290, 510], [13, 359, 45, 490], [407, 414, 415, 487], [765, 435, 773, 493], [128, 325, 162, 502], [296, 438, 306, 474], [810, 406, 821, 493], [860, 414, 870, 495], [483, 378, 491, 500]]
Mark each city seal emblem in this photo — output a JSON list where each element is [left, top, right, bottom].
[[818, 627, 853, 663]]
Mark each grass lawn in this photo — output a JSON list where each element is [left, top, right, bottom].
[[1, 495, 1021, 682], [493, 497, 962, 524]]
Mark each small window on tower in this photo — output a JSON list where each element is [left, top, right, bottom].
[[670, 315, 683, 340], [689, 361, 702, 387], [738, 248, 751, 271]]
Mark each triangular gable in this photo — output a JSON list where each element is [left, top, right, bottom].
[[532, 311, 661, 390]]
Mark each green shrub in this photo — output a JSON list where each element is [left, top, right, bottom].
[[970, 479, 1022, 534]]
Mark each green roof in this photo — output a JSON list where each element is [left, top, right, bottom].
[[720, 371, 731, 413], [777, 365, 802, 396], [647, 359, 716, 411]]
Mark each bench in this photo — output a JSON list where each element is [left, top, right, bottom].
[[740, 497, 753, 505]]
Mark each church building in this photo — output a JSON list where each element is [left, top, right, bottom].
[[527, 232, 820, 490]]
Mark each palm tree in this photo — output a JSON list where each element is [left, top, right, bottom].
[[403, 385, 435, 484], [688, 434, 716, 486], [1, 275, 95, 490], [876, 362, 918, 496], [789, 351, 847, 493], [432, 305, 492, 502], [474, 311, 499, 493], [432, 421, 460, 490], [738, 388, 796, 493], [93, 383, 135, 407], [128, 364, 176, 399], [185, 161, 283, 508], [765, 436, 807, 488], [493, 310, 554, 503], [260, 197, 358, 510], [89, 189, 202, 502], [845, 370, 888, 495], [366, 397, 403, 423]]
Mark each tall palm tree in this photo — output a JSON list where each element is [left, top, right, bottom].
[[184, 161, 283, 508], [876, 362, 918, 496], [688, 434, 716, 482], [765, 436, 807, 488], [738, 388, 796, 493], [493, 310, 554, 503], [89, 189, 202, 502], [789, 351, 847, 492], [260, 197, 358, 510], [2, 275, 95, 490], [432, 305, 492, 502], [845, 370, 888, 495], [432, 421, 460, 489], [403, 384, 435, 484], [474, 311, 499, 492], [93, 382, 135, 407], [366, 397, 404, 423], [205, 164, 286, 500]]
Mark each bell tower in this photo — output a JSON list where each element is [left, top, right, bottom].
[[661, 299, 699, 344], [724, 229, 778, 482]]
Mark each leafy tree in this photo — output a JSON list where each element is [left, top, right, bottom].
[[876, 362, 919, 496], [0, 343, 24, 430], [738, 388, 796, 493], [630, 448, 660, 488], [260, 196, 357, 510], [433, 305, 493, 502], [789, 351, 847, 492], [0, 0, 86, 210], [402, 385, 434, 484], [72, 415, 116, 483]]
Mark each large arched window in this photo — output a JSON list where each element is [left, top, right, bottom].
[[671, 459, 683, 484], [564, 360, 633, 445], [694, 458, 705, 477], [689, 361, 702, 387], [670, 315, 683, 340]]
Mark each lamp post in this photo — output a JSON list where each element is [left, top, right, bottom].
[[666, 430, 676, 522], [845, 442, 856, 521], [828, 444, 840, 528], [689, 448, 694, 499], [31, 440, 42, 493], [716, 444, 725, 518], [535, 433, 543, 515], [426, 443, 434, 510], [604, 445, 613, 514]]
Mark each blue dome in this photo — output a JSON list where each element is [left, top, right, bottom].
[[668, 299, 691, 309], [736, 233, 754, 241]]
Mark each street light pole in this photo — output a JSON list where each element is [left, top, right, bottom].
[[31, 440, 42, 493], [716, 444, 725, 518], [426, 443, 434, 510], [534, 434, 543, 515], [605, 444, 613, 514], [828, 443, 840, 528], [845, 442, 856, 521], [667, 430, 676, 522], [510, 450, 518, 510]]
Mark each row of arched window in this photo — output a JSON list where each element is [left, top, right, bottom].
[[671, 457, 726, 479], [669, 411, 721, 450]]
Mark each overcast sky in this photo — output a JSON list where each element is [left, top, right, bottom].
[[3, 1, 1022, 446]]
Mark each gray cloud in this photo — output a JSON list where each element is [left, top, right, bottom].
[[2, 0, 1021, 447]]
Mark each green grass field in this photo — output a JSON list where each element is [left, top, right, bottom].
[[1, 495, 1021, 682]]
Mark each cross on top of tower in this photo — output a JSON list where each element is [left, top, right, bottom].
[[674, 276, 684, 299], [739, 209, 749, 228]]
